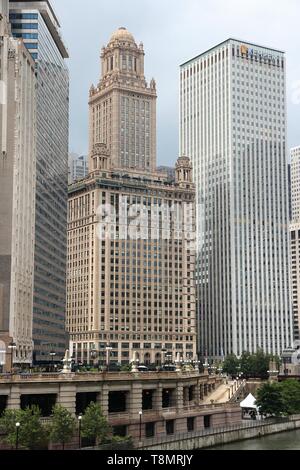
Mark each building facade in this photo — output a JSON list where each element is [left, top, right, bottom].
[[89, 27, 157, 173], [9, 0, 69, 363], [67, 153, 197, 365], [67, 29, 197, 365], [68, 153, 88, 184], [290, 146, 300, 342], [180, 39, 293, 358], [0, 1, 36, 365], [290, 147, 300, 222]]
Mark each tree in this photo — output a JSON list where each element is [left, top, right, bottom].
[[0, 407, 48, 450], [280, 379, 300, 415], [222, 354, 240, 377], [240, 351, 255, 378], [49, 405, 76, 450], [81, 402, 111, 446], [256, 382, 287, 417]]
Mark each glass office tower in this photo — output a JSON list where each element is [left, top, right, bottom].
[[180, 39, 293, 359], [9, 1, 69, 363]]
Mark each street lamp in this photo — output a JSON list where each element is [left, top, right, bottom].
[[8, 342, 17, 373], [50, 351, 56, 371], [15, 422, 20, 450], [139, 411, 143, 441], [106, 345, 113, 372], [161, 349, 167, 366], [78, 414, 82, 449]]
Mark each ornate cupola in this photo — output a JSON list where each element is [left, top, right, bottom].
[[175, 156, 193, 187], [90, 143, 111, 175]]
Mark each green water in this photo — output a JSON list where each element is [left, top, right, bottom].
[[210, 429, 300, 450]]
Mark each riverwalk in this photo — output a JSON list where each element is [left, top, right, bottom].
[[138, 415, 300, 450]]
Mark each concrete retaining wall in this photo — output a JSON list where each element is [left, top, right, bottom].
[[142, 418, 300, 450]]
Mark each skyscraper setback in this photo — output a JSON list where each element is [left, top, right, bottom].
[[180, 39, 293, 358], [9, 0, 69, 363]]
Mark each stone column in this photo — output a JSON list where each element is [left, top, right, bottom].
[[195, 382, 201, 405], [100, 384, 109, 416], [6, 385, 21, 410], [57, 383, 77, 415], [200, 384, 204, 401], [129, 383, 143, 418], [176, 383, 184, 411], [153, 384, 163, 412]]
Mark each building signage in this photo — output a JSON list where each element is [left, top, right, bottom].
[[239, 44, 281, 63]]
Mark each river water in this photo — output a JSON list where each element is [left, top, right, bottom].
[[209, 429, 300, 450]]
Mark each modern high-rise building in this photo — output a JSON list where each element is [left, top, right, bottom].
[[290, 146, 300, 342], [0, 0, 36, 367], [89, 27, 157, 173], [290, 147, 300, 222], [68, 153, 88, 184], [67, 29, 197, 365], [180, 39, 293, 358], [9, 0, 69, 363]]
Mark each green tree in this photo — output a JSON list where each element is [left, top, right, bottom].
[[240, 351, 255, 378], [49, 405, 76, 450], [222, 354, 240, 377], [0, 407, 48, 450], [256, 382, 287, 417], [280, 379, 300, 415], [81, 402, 111, 446]]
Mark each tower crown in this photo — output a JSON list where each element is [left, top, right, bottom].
[[109, 27, 136, 45]]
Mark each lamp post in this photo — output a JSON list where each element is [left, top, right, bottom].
[[139, 411, 143, 441], [106, 345, 113, 372], [15, 422, 20, 450], [161, 348, 167, 367], [8, 342, 17, 374], [78, 414, 82, 449], [50, 351, 56, 371]]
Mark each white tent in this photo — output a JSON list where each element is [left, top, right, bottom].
[[240, 394, 261, 420], [240, 393, 257, 410]]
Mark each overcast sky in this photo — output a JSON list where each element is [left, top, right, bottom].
[[52, 0, 300, 166]]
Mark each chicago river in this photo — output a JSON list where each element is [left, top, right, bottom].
[[209, 429, 300, 450]]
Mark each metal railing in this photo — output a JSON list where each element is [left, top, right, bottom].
[[138, 414, 300, 448]]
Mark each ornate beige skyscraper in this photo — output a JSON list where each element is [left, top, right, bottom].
[[89, 27, 157, 173], [67, 29, 197, 366]]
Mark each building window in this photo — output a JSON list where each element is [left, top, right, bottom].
[[145, 422, 155, 438], [204, 415, 211, 429], [187, 417, 195, 432], [113, 425, 127, 437], [166, 420, 175, 435]]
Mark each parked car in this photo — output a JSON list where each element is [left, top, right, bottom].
[[137, 365, 149, 372], [160, 364, 177, 372]]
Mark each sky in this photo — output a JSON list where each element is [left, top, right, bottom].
[[52, 0, 300, 166]]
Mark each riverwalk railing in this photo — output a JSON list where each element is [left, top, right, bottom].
[[138, 415, 300, 448]]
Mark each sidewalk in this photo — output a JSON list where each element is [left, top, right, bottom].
[[202, 381, 234, 404]]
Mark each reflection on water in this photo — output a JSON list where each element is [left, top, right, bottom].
[[210, 429, 300, 450]]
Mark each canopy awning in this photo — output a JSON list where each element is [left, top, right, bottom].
[[240, 393, 258, 409]]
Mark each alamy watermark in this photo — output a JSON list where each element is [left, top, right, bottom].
[[95, 197, 196, 249]]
